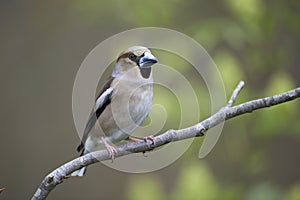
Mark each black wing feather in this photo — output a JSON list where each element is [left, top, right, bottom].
[[76, 76, 114, 153]]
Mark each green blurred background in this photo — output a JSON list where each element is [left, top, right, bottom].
[[1, 0, 300, 199]]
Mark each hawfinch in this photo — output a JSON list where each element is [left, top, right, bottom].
[[71, 46, 158, 176]]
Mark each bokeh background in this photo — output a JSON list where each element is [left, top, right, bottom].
[[1, 0, 300, 199]]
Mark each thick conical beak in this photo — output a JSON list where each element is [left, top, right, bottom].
[[139, 52, 158, 68]]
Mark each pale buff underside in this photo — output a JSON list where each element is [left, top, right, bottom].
[[85, 66, 153, 152]]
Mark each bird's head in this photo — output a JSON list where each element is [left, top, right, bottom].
[[113, 46, 158, 79]]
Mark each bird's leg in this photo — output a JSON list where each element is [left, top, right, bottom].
[[143, 135, 155, 145], [101, 137, 117, 161], [127, 135, 155, 156], [128, 136, 155, 145], [127, 136, 141, 142]]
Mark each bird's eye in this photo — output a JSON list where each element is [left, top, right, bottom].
[[128, 53, 136, 61]]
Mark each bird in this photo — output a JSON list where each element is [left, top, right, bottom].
[[71, 46, 158, 176]]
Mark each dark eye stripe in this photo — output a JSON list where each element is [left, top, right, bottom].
[[117, 52, 133, 61], [128, 53, 137, 61], [117, 52, 141, 66]]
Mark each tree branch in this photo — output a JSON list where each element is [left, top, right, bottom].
[[227, 80, 244, 107], [32, 81, 300, 200]]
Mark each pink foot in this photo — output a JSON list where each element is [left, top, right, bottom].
[[128, 136, 155, 157], [101, 137, 117, 161], [127, 136, 141, 142], [143, 135, 155, 145], [128, 136, 155, 145]]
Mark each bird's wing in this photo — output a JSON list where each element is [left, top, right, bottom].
[[77, 76, 114, 152]]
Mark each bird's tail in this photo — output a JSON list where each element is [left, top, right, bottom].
[[70, 166, 87, 177], [70, 147, 88, 177]]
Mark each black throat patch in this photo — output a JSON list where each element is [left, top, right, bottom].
[[140, 67, 152, 79]]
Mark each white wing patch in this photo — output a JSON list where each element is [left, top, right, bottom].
[[95, 87, 113, 110]]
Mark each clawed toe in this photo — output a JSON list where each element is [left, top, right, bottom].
[[143, 135, 155, 145], [101, 137, 117, 161]]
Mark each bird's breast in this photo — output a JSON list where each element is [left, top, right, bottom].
[[112, 80, 153, 125], [98, 78, 153, 142]]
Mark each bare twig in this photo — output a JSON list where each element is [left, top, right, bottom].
[[32, 82, 300, 200], [227, 81, 245, 107]]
